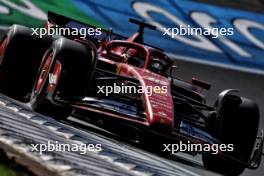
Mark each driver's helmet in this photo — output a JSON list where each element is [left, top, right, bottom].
[[124, 48, 145, 67], [125, 48, 141, 60], [150, 57, 163, 73]]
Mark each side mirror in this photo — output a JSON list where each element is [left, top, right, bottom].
[[192, 77, 211, 90], [169, 65, 178, 77]]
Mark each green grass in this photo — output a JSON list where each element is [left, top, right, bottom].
[[0, 164, 16, 176]]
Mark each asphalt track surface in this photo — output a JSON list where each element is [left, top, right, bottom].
[[0, 30, 263, 176], [172, 59, 264, 176]]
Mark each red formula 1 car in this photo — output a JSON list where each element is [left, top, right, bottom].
[[0, 12, 263, 175]]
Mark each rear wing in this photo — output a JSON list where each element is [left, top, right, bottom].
[[47, 11, 126, 41], [47, 12, 163, 51]]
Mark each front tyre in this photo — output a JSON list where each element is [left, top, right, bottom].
[[203, 95, 259, 175]]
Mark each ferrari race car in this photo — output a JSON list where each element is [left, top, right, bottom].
[[0, 12, 263, 175]]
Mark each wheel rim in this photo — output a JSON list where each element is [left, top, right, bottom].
[[47, 60, 62, 92], [0, 37, 8, 65], [34, 51, 53, 94]]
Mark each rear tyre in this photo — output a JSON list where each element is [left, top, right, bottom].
[[30, 38, 97, 119], [0, 25, 52, 101], [202, 96, 259, 175]]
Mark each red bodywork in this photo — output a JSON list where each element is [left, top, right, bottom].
[[44, 21, 179, 132], [95, 34, 174, 131]]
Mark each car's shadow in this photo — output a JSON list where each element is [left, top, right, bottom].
[[64, 115, 221, 175]]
